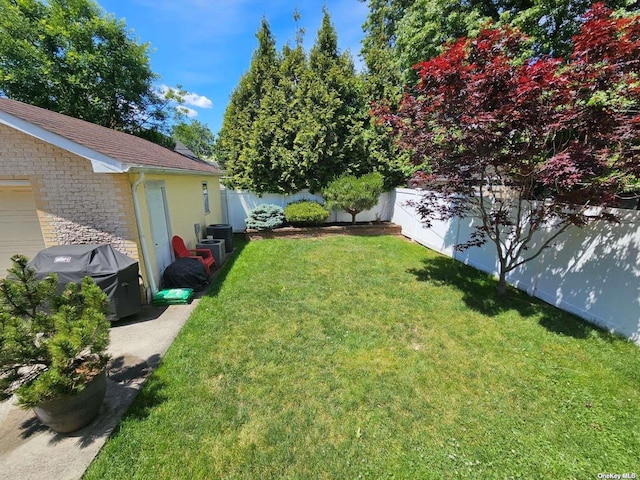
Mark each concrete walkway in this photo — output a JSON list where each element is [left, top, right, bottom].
[[0, 300, 199, 480]]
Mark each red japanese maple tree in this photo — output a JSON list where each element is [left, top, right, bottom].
[[378, 3, 639, 295]]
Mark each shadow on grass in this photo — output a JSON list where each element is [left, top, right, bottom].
[[408, 254, 615, 341], [204, 233, 249, 298], [104, 372, 169, 445], [121, 373, 168, 422]]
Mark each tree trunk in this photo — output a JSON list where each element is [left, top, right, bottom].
[[496, 270, 508, 297], [351, 212, 357, 224]]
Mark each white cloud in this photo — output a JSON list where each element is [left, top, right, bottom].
[[157, 84, 175, 98], [176, 106, 198, 118], [158, 85, 212, 109], [183, 92, 213, 108]]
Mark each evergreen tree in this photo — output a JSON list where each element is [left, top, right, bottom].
[[294, 8, 367, 192], [323, 172, 384, 224], [360, 0, 416, 103], [219, 9, 405, 194], [217, 18, 279, 189], [215, 76, 253, 179], [0, 255, 110, 406], [276, 37, 308, 190], [247, 16, 308, 193]]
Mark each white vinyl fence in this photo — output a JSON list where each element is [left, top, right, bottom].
[[392, 188, 640, 343], [221, 188, 394, 232]]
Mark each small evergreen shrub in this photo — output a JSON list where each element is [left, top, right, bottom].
[[245, 204, 285, 231], [0, 255, 110, 407], [323, 172, 384, 224], [284, 200, 330, 226]]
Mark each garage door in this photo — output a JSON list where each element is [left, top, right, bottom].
[[0, 185, 46, 278]]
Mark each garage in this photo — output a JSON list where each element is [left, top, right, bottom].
[[0, 182, 46, 277]]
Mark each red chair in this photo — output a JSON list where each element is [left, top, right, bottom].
[[171, 235, 215, 276]]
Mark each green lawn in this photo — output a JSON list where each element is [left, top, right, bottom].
[[84, 235, 640, 479]]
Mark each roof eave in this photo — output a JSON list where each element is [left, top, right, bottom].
[[127, 165, 225, 177], [0, 110, 127, 173], [0, 109, 225, 177]]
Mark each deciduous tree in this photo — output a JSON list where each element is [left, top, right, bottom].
[[172, 120, 216, 160], [360, 0, 416, 103], [360, 0, 636, 96], [377, 4, 639, 295], [0, 0, 170, 137]]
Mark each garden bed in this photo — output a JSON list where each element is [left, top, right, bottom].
[[245, 221, 402, 240]]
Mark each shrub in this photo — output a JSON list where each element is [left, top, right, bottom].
[[245, 204, 285, 231], [284, 200, 330, 226], [323, 172, 384, 224], [0, 255, 110, 407]]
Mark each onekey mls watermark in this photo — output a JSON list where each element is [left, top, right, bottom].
[[597, 474, 637, 479]]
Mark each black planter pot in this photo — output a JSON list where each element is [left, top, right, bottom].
[[33, 370, 107, 433]]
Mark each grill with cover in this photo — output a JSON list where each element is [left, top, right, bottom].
[[28, 244, 141, 321]]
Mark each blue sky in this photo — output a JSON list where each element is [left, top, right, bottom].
[[97, 0, 369, 136]]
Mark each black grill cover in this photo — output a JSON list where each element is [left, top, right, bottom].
[[28, 244, 141, 321], [163, 258, 209, 292]]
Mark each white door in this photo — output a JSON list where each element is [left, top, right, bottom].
[[0, 184, 46, 277], [145, 182, 173, 277]]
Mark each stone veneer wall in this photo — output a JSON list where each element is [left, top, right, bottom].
[[0, 124, 140, 260]]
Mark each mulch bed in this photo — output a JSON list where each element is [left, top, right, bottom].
[[245, 222, 403, 240]]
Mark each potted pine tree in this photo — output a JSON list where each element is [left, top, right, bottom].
[[0, 255, 110, 433]]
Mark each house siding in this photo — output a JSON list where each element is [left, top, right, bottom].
[[132, 173, 223, 288], [0, 124, 140, 260], [145, 174, 222, 246]]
